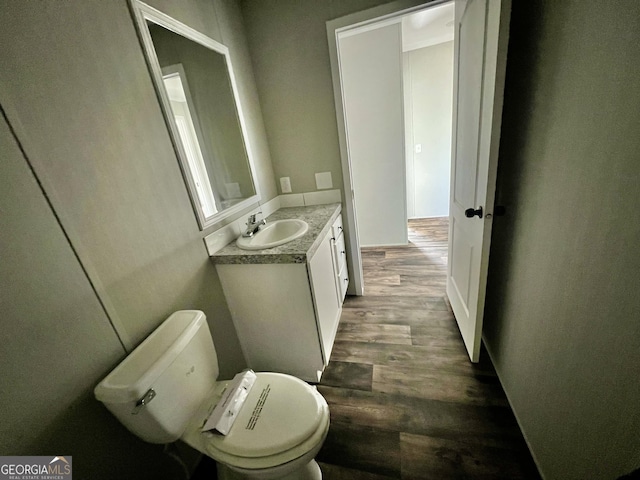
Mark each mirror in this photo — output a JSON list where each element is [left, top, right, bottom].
[[131, 1, 260, 229]]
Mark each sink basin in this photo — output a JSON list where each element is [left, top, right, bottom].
[[236, 219, 309, 250]]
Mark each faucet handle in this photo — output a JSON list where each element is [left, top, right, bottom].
[[248, 212, 263, 225]]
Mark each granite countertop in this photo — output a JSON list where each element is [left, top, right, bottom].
[[210, 203, 342, 265]]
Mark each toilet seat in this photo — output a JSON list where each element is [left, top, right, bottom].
[[206, 405, 330, 471], [183, 372, 330, 471]]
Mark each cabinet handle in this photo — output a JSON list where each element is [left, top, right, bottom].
[[345, 277, 349, 282], [341, 250, 345, 254]]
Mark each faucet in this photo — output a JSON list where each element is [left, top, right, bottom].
[[243, 213, 266, 237]]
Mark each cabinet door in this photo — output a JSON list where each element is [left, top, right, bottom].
[[217, 263, 324, 382], [332, 233, 347, 276], [337, 263, 349, 302], [332, 233, 349, 303], [308, 233, 341, 365], [331, 214, 344, 240]]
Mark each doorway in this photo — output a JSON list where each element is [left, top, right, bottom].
[[329, 0, 511, 362], [328, 0, 454, 295]]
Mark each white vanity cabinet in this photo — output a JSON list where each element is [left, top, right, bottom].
[[215, 213, 346, 383], [308, 225, 341, 367]]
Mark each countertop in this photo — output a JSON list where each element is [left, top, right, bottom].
[[210, 203, 342, 265]]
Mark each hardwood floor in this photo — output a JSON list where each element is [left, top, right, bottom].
[[316, 217, 540, 479]]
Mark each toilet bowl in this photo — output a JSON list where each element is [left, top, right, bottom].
[[94, 310, 330, 480]]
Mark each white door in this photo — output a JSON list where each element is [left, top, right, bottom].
[[447, 0, 510, 362]]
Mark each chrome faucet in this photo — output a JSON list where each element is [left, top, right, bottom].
[[243, 213, 266, 237]]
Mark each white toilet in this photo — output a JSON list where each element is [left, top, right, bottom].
[[94, 310, 330, 480]]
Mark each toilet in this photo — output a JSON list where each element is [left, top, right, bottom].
[[94, 310, 330, 480]]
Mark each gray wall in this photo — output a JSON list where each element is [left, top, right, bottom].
[[404, 41, 453, 219], [0, 109, 185, 478], [484, 1, 640, 478], [240, 0, 408, 195], [0, 0, 273, 476]]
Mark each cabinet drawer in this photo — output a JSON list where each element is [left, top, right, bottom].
[[337, 264, 349, 301], [331, 215, 344, 240], [332, 233, 347, 273]]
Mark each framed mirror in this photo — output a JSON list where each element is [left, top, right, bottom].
[[130, 1, 260, 230]]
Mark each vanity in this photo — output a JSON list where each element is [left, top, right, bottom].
[[211, 204, 347, 382]]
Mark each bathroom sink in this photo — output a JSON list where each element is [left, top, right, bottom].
[[236, 219, 309, 250]]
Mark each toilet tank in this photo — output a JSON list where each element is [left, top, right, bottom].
[[94, 310, 219, 444]]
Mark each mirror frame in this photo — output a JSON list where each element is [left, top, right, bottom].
[[130, 1, 261, 230]]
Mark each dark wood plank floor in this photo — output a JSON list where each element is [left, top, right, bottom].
[[316, 217, 540, 479]]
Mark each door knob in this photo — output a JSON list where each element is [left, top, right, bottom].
[[465, 206, 483, 218]]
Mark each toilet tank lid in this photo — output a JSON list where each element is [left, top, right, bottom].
[[94, 310, 206, 404]]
